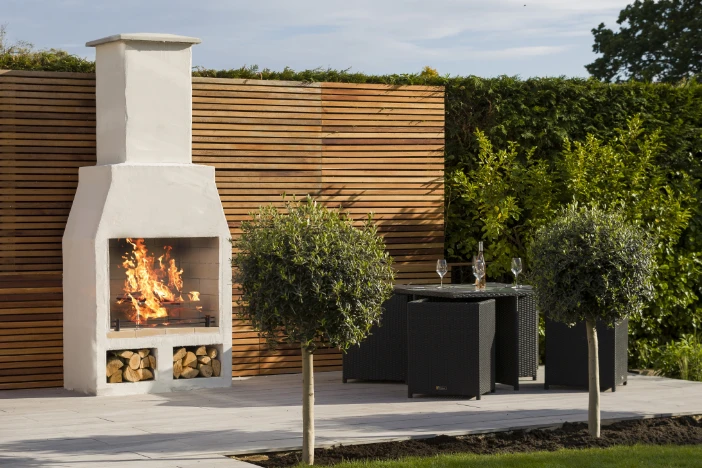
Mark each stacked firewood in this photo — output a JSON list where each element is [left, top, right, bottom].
[[173, 346, 221, 379], [106, 349, 156, 383]]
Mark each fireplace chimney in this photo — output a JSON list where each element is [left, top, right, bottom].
[[63, 34, 232, 395], [86, 33, 201, 165]]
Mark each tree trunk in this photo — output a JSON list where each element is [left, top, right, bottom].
[[586, 319, 600, 438], [301, 344, 315, 465]]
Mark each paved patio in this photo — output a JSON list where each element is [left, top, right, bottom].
[[1, 368, 702, 467]]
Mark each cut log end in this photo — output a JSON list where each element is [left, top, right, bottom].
[[173, 347, 187, 362], [138, 368, 154, 381], [207, 347, 218, 359], [128, 353, 141, 370], [108, 371, 123, 383], [106, 356, 124, 377], [123, 367, 141, 382], [180, 367, 199, 379], [173, 360, 183, 379], [198, 364, 213, 378], [138, 348, 150, 358], [212, 359, 221, 377], [194, 346, 207, 356], [182, 351, 198, 368]]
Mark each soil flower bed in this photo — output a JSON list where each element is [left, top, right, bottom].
[[234, 415, 702, 467]]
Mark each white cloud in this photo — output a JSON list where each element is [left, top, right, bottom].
[[4, 0, 631, 77]]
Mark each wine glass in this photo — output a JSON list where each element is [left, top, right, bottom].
[[473, 259, 486, 290], [436, 259, 448, 288], [511, 257, 523, 289]]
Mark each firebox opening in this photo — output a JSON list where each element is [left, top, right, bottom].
[[109, 237, 219, 331]]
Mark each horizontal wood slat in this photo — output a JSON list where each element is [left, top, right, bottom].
[[0, 70, 445, 389]]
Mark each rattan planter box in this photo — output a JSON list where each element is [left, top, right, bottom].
[[545, 317, 628, 392], [343, 294, 408, 383], [407, 298, 496, 399]]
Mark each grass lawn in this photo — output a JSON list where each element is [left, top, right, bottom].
[[320, 444, 702, 467]]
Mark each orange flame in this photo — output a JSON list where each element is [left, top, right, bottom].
[[120, 238, 199, 324]]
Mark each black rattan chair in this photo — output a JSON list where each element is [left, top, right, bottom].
[[342, 294, 408, 383], [545, 317, 628, 391], [407, 298, 495, 399]]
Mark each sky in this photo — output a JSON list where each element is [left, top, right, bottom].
[[2, 0, 631, 78]]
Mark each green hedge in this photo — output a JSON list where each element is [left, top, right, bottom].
[[5, 56, 702, 366]]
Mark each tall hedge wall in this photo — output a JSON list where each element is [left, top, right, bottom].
[[4, 56, 702, 365]]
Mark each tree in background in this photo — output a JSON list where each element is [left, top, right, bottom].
[[233, 197, 394, 465], [530, 205, 655, 437], [586, 0, 701, 83]]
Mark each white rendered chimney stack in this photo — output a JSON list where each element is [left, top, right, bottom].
[[86, 33, 201, 165]]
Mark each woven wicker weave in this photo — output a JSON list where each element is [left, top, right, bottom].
[[342, 294, 408, 383], [545, 317, 628, 391], [407, 298, 495, 399], [394, 285, 538, 390]]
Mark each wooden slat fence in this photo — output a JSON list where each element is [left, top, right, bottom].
[[0, 70, 445, 389]]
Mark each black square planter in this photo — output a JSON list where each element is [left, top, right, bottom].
[[545, 317, 628, 392], [407, 298, 495, 399]]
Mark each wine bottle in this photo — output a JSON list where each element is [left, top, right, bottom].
[[476, 241, 486, 290]]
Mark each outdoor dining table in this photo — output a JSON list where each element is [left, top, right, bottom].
[[393, 283, 539, 390], [343, 283, 539, 391]]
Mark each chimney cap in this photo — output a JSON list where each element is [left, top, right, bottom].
[[86, 33, 201, 47]]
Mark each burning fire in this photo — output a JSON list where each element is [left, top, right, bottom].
[[119, 238, 199, 324]]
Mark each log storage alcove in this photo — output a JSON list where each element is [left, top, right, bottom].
[[0, 46, 444, 390]]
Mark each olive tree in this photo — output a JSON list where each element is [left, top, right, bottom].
[[529, 205, 655, 437], [233, 197, 395, 464]]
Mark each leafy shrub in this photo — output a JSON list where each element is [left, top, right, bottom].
[[653, 335, 702, 382], [529, 205, 655, 326], [232, 196, 395, 350], [449, 118, 701, 366]]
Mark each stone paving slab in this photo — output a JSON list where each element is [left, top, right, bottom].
[[0, 368, 701, 467]]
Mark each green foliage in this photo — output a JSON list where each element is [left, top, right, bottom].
[[232, 197, 394, 352], [529, 205, 655, 326], [0, 25, 94, 73], [653, 335, 702, 382], [5, 32, 702, 366], [450, 119, 700, 364], [586, 0, 702, 83]]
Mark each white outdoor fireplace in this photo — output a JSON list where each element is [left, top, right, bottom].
[[63, 33, 232, 395]]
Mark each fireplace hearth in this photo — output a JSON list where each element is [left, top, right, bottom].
[[62, 33, 232, 396]]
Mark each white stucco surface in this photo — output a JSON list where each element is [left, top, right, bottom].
[[91, 36, 196, 165], [63, 34, 232, 396]]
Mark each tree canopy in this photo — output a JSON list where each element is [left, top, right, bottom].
[[232, 197, 395, 351], [586, 0, 702, 83], [529, 205, 656, 326]]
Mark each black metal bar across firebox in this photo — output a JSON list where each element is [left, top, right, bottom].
[[111, 314, 215, 331]]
